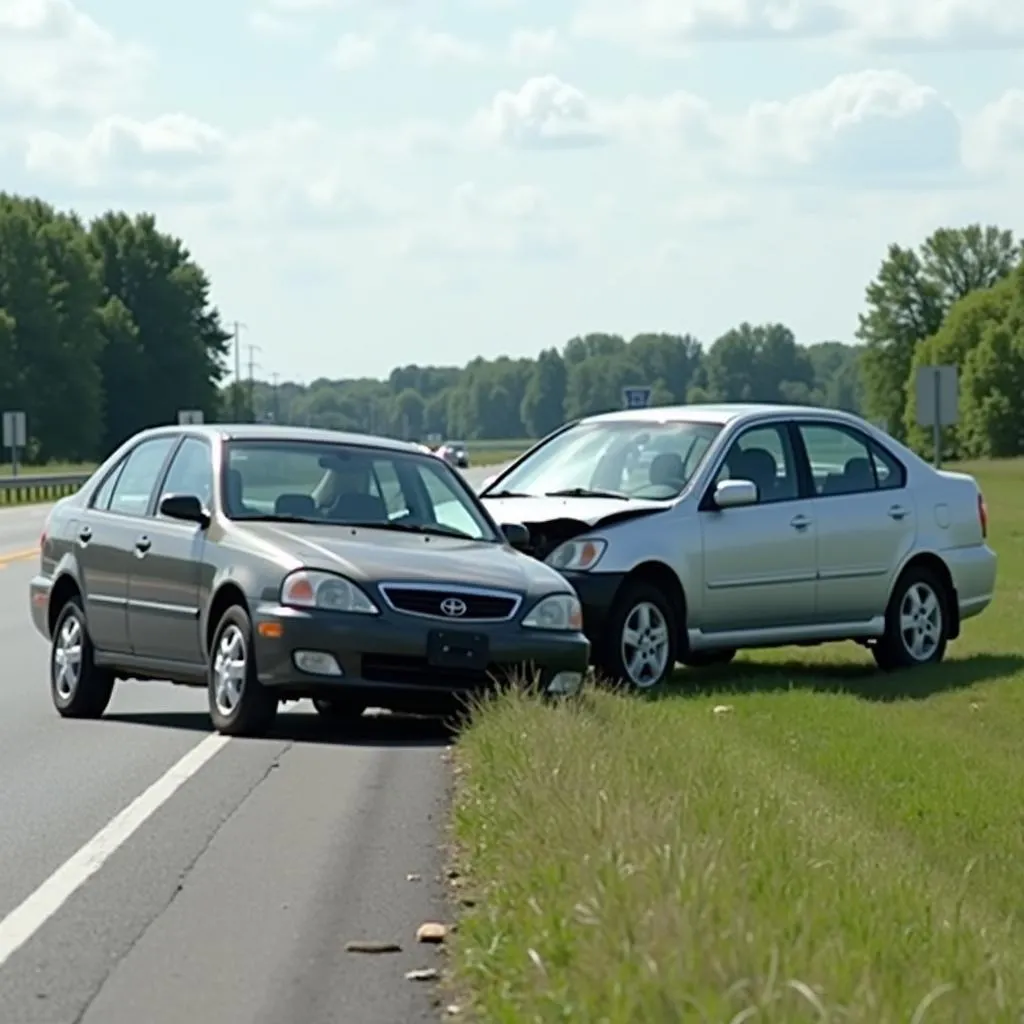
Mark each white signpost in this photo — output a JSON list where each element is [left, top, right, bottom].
[[2, 410, 26, 476], [914, 365, 958, 468], [622, 385, 652, 410], [177, 409, 204, 425]]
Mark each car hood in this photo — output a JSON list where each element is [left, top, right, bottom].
[[482, 494, 667, 528], [240, 521, 563, 592]]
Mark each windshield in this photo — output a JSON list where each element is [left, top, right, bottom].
[[223, 440, 498, 541], [490, 420, 723, 500]]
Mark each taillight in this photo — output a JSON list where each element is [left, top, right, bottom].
[[977, 493, 988, 539]]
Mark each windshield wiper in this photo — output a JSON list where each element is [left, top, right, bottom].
[[485, 489, 531, 497], [344, 520, 476, 540], [544, 487, 629, 500]]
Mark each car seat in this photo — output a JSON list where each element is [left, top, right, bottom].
[[736, 447, 778, 501], [274, 493, 316, 517], [330, 492, 388, 523], [649, 452, 686, 490]]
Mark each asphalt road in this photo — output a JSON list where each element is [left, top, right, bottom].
[[0, 462, 499, 1024]]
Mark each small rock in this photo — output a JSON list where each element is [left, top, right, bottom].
[[407, 873, 422, 882], [712, 704, 734, 715], [345, 940, 402, 954], [406, 967, 439, 981], [416, 922, 448, 943], [459, 896, 476, 907], [445, 1005, 461, 1015]]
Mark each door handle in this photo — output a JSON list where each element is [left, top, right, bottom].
[[888, 505, 908, 520], [134, 535, 151, 556], [790, 515, 811, 530], [77, 526, 92, 545]]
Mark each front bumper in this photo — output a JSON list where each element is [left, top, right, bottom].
[[560, 571, 626, 642], [251, 603, 590, 709]]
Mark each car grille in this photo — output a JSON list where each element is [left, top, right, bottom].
[[378, 585, 520, 621]]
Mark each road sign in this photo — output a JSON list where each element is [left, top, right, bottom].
[[177, 409, 204, 425], [2, 410, 25, 448], [622, 386, 652, 409], [914, 365, 958, 467]]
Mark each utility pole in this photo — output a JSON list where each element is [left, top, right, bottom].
[[246, 343, 261, 423], [229, 321, 246, 420], [270, 372, 281, 423]]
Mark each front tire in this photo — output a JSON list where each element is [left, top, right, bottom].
[[50, 597, 115, 718], [597, 581, 678, 691], [872, 566, 949, 671], [208, 605, 278, 737]]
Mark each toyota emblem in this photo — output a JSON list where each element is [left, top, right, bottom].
[[440, 597, 467, 617]]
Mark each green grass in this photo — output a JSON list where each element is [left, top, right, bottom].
[[448, 459, 1024, 1022], [0, 461, 95, 478], [464, 441, 532, 467]]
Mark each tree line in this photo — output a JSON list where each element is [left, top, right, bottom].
[[0, 188, 1018, 465]]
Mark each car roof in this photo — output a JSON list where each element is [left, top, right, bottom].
[[580, 402, 870, 429], [128, 423, 427, 455]]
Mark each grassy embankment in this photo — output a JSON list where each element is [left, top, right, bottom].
[[449, 458, 1024, 1022]]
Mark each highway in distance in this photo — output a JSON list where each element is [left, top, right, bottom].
[[0, 463, 497, 1023]]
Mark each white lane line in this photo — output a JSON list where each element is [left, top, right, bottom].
[[0, 733, 230, 969]]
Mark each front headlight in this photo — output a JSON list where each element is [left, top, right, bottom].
[[522, 593, 583, 631], [546, 538, 606, 572], [280, 569, 378, 614]]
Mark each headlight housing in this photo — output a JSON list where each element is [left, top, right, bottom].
[[280, 570, 378, 614], [546, 538, 606, 572], [522, 593, 583, 631]]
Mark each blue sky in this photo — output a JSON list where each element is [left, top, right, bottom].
[[2, 0, 1022, 382]]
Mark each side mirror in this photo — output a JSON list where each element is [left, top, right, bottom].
[[159, 493, 210, 526], [501, 522, 530, 549], [712, 479, 758, 509]]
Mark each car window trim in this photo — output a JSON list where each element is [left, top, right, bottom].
[[88, 454, 130, 511], [698, 420, 805, 510], [103, 434, 181, 520], [792, 419, 907, 500], [152, 433, 214, 520]]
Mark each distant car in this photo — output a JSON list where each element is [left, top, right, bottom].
[[30, 425, 590, 736], [437, 441, 469, 469], [479, 403, 996, 690]]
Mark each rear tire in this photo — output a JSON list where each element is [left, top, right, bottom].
[[50, 597, 115, 719], [207, 605, 278, 737], [596, 581, 678, 691], [872, 565, 949, 671]]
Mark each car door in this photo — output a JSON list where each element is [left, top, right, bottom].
[[698, 422, 818, 632], [126, 435, 213, 665], [72, 436, 178, 654], [795, 421, 915, 624]]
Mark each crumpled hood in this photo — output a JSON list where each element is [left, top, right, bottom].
[[240, 521, 561, 591], [482, 494, 666, 528]]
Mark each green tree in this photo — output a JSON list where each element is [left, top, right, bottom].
[[521, 348, 567, 437], [858, 225, 1019, 439]]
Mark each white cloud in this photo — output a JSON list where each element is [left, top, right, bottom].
[[0, 0, 148, 113], [409, 28, 486, 64], [26, 114, 223, 186], [964, 91, 1024, 175], [330, 32, 376, 69], [570, 0, 1024, 52], [469, 71, 960, 187]]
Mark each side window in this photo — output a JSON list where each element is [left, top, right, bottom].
[[870, 442, 905, 491], [107, 437, 177, 517], [418, 464, 484, 538], [798, 424, 882, 496], [158, 437, 213, 511], [90, 458, 127, 511], [371, 460, 409, 518], [717, 425, 799, 503]]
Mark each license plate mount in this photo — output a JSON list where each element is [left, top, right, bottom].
[[426, 629, 489, 671]]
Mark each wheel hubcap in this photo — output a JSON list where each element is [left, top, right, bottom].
[[899, 582, 942, 661], [621, 601, 670, 687], [53, 615, 83, 699], [213, 625, 247, 715]]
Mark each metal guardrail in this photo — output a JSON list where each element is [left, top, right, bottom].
[[0, 472, 92, 506]]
